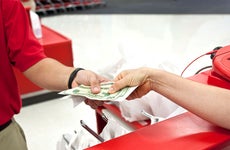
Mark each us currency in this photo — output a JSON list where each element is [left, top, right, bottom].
[[59, 82, 137, 101]]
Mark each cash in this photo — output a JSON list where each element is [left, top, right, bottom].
[[59, 82, 137, 101]]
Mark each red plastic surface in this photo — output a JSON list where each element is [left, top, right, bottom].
[[38, 25, 73, 66], [91, 70, 230, 149], [212, 45, 230, 82], [89, 112, 230, 150], [13, 25, 73, 95]]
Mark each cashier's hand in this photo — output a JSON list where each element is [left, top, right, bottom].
[[72, 69, 108, 92], [84, 99, 104, 109], [72, 69, 108, 109]]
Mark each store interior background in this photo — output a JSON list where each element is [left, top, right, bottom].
[[16, 0, 230, 149]]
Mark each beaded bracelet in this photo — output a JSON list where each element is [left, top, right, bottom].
[[68, 68, 85, 89]]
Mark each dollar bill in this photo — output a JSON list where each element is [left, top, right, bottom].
[[59, 82, 137, 101]]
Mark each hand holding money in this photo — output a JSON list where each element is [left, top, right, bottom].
[[59, 82, 137, 102]]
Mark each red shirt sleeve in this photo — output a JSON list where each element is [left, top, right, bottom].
[[3, 0, 47, 72]]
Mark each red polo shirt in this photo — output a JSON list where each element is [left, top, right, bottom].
[[0, 0, 46, 124]]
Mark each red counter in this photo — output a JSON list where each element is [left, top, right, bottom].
[[13, 25, 73, 95], [90, 112, 230, 150]]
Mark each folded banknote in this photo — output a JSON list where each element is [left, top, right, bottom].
[[59, 82, 137, 101]]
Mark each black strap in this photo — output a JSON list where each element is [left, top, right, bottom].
[[68, 68, 85, 89]]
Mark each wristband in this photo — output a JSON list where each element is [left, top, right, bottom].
[[68, 68, 85, 89]]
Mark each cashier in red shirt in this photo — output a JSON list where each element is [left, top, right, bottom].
[[0, 0, 106, 149]]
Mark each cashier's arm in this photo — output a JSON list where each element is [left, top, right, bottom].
[[23, 58, 75, 90], [23, 58, 104, 92]]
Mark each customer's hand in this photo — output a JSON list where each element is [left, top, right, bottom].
[[109, 67, 153, 100]]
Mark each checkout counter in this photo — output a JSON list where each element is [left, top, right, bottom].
[[91, 47, 230, 150]]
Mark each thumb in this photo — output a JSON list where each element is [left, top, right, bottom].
[[109, 79, 127, 93]]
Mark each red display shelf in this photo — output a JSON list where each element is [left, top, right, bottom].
[[13, 25, 73, 95]]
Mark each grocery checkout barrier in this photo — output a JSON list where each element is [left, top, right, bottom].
[[91, 47, 230, 149]]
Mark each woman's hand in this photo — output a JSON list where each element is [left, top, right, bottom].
[[109, 67, 153, 99]]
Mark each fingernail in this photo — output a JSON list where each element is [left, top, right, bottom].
[[93, 86, 100, 92], [109, 87, 114, 93]]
